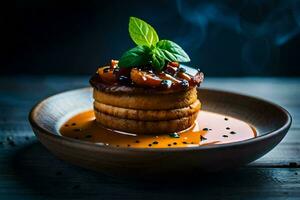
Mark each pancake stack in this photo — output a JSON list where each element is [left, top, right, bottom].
[[92, 83, 201, 134]]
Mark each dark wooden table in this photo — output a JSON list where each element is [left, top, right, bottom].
[[0, 76, 299, 200]]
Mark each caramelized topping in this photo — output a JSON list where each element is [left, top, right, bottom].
[[130, 68, 162, 88], [158, 72, 181, 84], [176, 71, 191, 81], [96, 61, 204, 90], [97, 67, 117, 83]]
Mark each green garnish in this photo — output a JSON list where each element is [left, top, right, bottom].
[[118, 17, 190, 71], [129, 17, 159, 47]]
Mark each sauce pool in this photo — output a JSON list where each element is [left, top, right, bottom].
[[60, 110, 257, 148]]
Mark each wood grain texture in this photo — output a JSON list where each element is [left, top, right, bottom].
[[0, 76, 299, 199], [1, 141, 299, 200]]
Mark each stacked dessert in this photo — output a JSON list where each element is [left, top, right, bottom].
[[90, 17, 204, 134]]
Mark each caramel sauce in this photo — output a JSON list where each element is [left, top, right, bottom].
[[60, 110, 257, 148]]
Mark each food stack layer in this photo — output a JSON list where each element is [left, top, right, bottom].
[[92, 85, 201, 134]]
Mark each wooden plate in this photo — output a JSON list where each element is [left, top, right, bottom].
[[29, 87, 291, 177]]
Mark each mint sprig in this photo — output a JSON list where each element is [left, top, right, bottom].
[[118, 17, 190, 71]]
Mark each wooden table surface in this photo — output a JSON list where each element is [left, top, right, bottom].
[[0, 76, 299, 200]]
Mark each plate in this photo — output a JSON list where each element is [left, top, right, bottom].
[[29, 87, 291, 176]]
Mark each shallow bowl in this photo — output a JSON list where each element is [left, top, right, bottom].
[[29, 86, 291, 176]]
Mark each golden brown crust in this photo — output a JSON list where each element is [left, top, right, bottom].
[[94, 100, 201, 121], [93, 87, 198, 110], [94, 110, 198, 134]]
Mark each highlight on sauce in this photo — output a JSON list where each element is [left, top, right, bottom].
[[60, 110, 257, 148]]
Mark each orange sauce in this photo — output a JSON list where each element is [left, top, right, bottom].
[[60, 110, 257, 148]]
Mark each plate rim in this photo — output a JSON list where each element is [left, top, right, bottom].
[[28, 87, 292, 152]]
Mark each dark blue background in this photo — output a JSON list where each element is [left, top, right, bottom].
[[2, 0, 300, 76]]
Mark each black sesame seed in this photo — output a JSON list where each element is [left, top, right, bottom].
[[64, 124, 69, 127], [222, 135, 228, 138], [173, 142, 177, 145], [224, 118, 228, 121], [127, 144, 131, 147], [148, 144, 152, 147], [226, 127, 230, 130], [73, 129, 81, 132], [209, 129, 212, 131], [135, 140, 140, 143], [182, 141, 187, 144], [230, 131, 236, 134], [202, 128, 209, 131], [168, 144, 171, 146], [71, 123, 76, 126], [180, 80, 189, 89], [85, 135, 92, 138], [153, 141, 159, 144]]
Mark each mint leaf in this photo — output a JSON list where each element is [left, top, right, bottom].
[[129, 17, 159, 47], [156, 40, 190, 62], [151, 50, 165, 70], [118, 17, 191, 70], [118, 45, 150, 68]]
